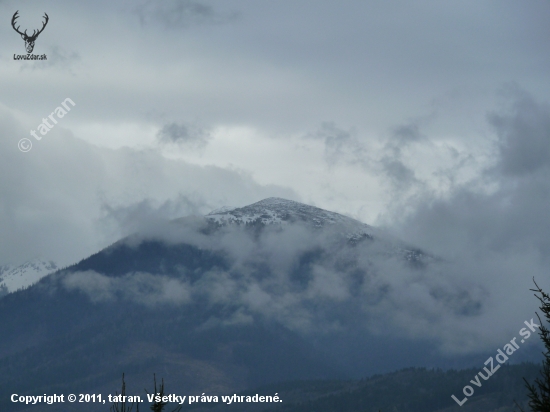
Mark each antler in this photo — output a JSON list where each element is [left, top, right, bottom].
[[28, 13, 49, 40], [11, 11, 49, 40], [11, 11, 26, 37]]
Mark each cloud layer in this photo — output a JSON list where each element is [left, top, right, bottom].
[[55, 217, 519, 356], [0, 103, 296, 267]]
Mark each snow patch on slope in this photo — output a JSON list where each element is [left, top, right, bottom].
[[0, 260, 58, 293]]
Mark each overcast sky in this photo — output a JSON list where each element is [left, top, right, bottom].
[[2, 0, 550, 319]]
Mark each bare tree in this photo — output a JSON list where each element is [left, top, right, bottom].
[[110, 373, 182, 412], [111, 374, 139, 412], [145, 374, 182, 412]]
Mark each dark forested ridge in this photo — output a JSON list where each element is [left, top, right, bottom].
[[187, 363, 540, 412], [9, 363, 540, 412]]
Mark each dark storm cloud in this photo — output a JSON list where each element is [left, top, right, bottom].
[[308, 119, 426, 193], [488, 88, 550, 177], [157, 122, 211, 148], [304, 118, 424, 206], [134, 0, 237, 28], [308, 122, 368, 168], [376, 118, 433, 194], [379, 157, 418, 192], [391, 121, 426, 145]]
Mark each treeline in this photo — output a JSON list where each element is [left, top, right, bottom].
[[186, 363, 540, 412]]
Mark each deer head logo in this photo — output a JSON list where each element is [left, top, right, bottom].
[[11, 11, 49, 54]]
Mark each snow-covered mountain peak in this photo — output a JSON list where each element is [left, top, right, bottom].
[[203, 198, 429, 263], [206, 197, 375, 240]]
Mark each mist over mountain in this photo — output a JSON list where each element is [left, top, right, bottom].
[[0, 198, 541, 411]]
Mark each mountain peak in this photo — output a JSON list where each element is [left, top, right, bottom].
[[251, 197, 300, 206], [206, 197, 374, 241]]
